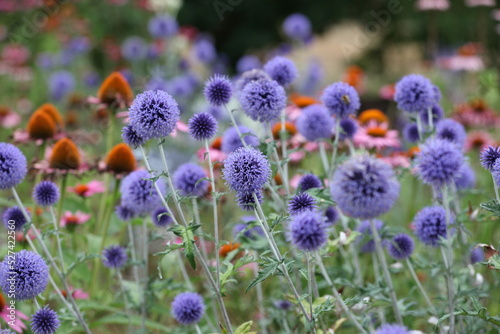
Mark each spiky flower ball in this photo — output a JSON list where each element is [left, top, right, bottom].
[[235, 69, 270, 92], [375, 323, 409, 334], [122, 124, 146, 148], [331, 155, 400, 219], [0, 143, 27, 189], [356, 220, 384, 253], [151, 207, 172, 227], [188, 112, 218, 141], [324, 206, 338, 226], [402, 123, 420, 143], [480, 145, 500, 171], [454, 163, 476, 190], [470, 248, 484, 264], [128, 90, 180, 140], [115, 204, 136, 221], [30, 306, 60, 334], [321, 82, 360, 119], [171, 292, 205, 325], [435, 118, 466, 147], [102, 245, 128, 269], [0, 250, 49, 300], [33, 181, 60, 207], [0, 329, 14, 334], [148, 14, 178, 39], [339, 118, 358, 140], [296, 104, 334, 141], [420, 104, 444, 126], [288, 193, 317, 215], [394, 74, 434, 113], [221, 125, 259, 153], [387, 234, 414, 260], [236, 191, 263, 211], [283, 13, 311, 40], [263, 56, 298, 87], [120, 170, 166, 216], [298, 174, 322, 192], [240, 78, 287, 123], [2, 206, 29, 231], [173, 163, 209, 197], [203, 74, 233, 106], [413, 206, 450, 246], [288, 211, 327, 251]]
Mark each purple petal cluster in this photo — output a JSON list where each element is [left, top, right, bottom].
[[171, 292, 205, 325], [435, 118, 466, 147], [480, 145, 500, 171], [454, 163, 476, 190], [0, 143, 27, 190], [239, 78, 287, 123], [413, 206, 449, 246], [282, 13, 312, 40], [356, 220, 384, 253], [375, 323, 409, 334], [288, 193, 317, 215], [120, 170, 166, 216], [204, 74, 233, 106], [173, 163, 209, 197], [102, 245, 128, 269], [288, 211, 327, 251], [188, 112, 218, 141], [115, 204, 136, 221], [48, 70, 75, 101], [2, 206, 29, 231], [296, 104, 334, 141], [321, 82, 360, 119], [148, 14, 178, 39], [402, 123, 420, 143], [236, 190, 263, 211], [387, 233, 414, 260], [151, 207, 173, 227], [420, 104, 444, 126], [237, 55, 261, 74], [470, 248, 484, 264], [33, 181, 60, 207], [121, 36, 148, 61], [324, 206, 338, 226], [235, 69, 270, 92], [122, 124, 146, 148], [30, 306, 60, 334], [221, 125, 259, 153], [394, 74, 435, 113], [263, 56, 298, 87], [339, 118, 358, 140], [298, 174, 322, 192], [193, 39, 216, 63]]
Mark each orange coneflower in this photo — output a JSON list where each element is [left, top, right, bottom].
[[49, 138, 81, 170], [272, 121, 297, 140], [65, 110, 79, 128], [37, 103, 64, 129], [290, 94, 318, 108], [105, 143, 137, 174], [358, 109, 389, 125], [97, 72, 133, 107], [211, 136, 223, 150], [343, 65, 364, 90], [219, 242, 241, 258], [27, 110, 57, 140]]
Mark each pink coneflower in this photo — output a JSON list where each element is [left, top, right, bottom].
[[465, 0, 495, 6], [68, 180, 106, 198], [452, 99, 497, 127], [379, 84, 396, 100], [465, 131, 495, 151], [417, 0, 450, 10], [0, 293, 29, 332], [379, 152, 411, 168], [15, 228, 37, 244], [60, 211, 91, 228], [60, 287, 89, 300], [353, 122, 400, 150], [0, 106, 20, 128]]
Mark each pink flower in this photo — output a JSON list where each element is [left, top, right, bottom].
[[417, 0, 450, 10], [465, 0, 495, 6], [379, 152, 411, 168], [60, 211, 91, 227], [60, 287, 89, 300], [15, 228, 37, 243], [379, 84, 396, 100], [465, 131, 495, 151], [0, 107, 20, 128], [196, 147, 227, 164], [353, 122, 400, 150], [290, 174, 303, 189], [171, 121, 189, 138], [68, 180, 106, 198], [0, 293, 29, 333]]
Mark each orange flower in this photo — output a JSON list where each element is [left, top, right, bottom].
[[27, 110, 56, 140], [290, 94, 318, 108], [366, 127, 388, 138], [211, 136, 223, 150], [65, 110, 78, 127], [37, 103, 63, 128], [97, 72, 133, 106], [358, 109, 389, 125], [272, 121, 297, 139], [105, 143, 137, 174], [219, 242, 241, 258], [406, 146, 420, 158], [49, 138, 81, 170], [274, 173, 283, 186], [343, 65, 363, 88]]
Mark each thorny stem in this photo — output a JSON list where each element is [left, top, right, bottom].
[[427, 107, 434, 130], [224, 104, 248, 148]]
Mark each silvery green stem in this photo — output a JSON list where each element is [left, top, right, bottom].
[[127, 222, 141, 287], [427, 107, 434, 130], [492, 174, 500, 203], [347, 140, 355, 156], [252, 251, 269, 334], [140, 219, 148, 333], [340, 214, 362, 285], [34, 297, 41, 310], [405, 259, 435, 314], [267, 125, 290, 195], [441, 187, 455, 333], [280, 109, 290, 193], [224, 104, 248, 148], [416, 115, 423, 142], [328, 118, 341, 178], [369, 219, 403, 325], [318, 141, 330, 174], [306, 253, 316, 333], [191, 198, 209, 262], [195, 325, 203, 334], [372, 252, 386, 323], [117, 270, 133, 332], [49, 206, 65, 272], [314, 253, 368, 334]]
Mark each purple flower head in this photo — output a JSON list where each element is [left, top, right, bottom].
[[296, 104, 334, 141], [167, 75, 196, 99], [235, 69, 271, 92], [0, 250, 49, 300], [236, 190, 263, 211], [454, 163, 476, 190], [128, 90, 180, 140], [387, 233, 414, 260], [491, 159, 500, 187], [121, 36, 148, 61], [415, 138, 464, 188], [298, 173, 322, 192], [432, 85, 442, 103], [321, 82, 360, 119], [0, 143, 28, 190], [204, 74, 233, 106], [288, 211, 327, 251], [470, 248, 484, 264], [223, 147, 271, 195], [339, 118, 358, 140], [324, 206, 338, 226], [283, 13, 312, 41], [151, 207, 172, 227], [402, 123, 420, 143], [188, 112, 218, 141], [171, 292, 205, 325], [102, 245, 128, 269], [122, 124, 146, 148], [173, 163, 209, 197], [221, 125, 259, 153], [288, 193, 317, 215], [33, 181, 59, 207], [480, 145, 500, 171], [233, 219, 264, 239], [240, 78, 287, 123], [436, 119, 466, 147], [263, 56, 298, 87], [203, 105, 224, 120], [420, 104, 444, 126], [148, 14, 178, 39], [237, 55, 261, 74], [413, 206, 450, 246], [0, 329, 14, 334], [48, 70, 75, 101], [375, 323, 409, 334], [356, 220, 383, 253], [274, 299, 293, 310], [3, 206, 29, 231], [331, 155, 400, 219], [146, 77, 169, 91], [120, 170, 166, 216], [30, 306, 60, 334], [115, 204, 136, 221], [193, 39, 216, 63], [394, 74, 434, 113]]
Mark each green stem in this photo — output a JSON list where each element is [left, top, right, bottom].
[[267, 125, 290, 196], [328, 118, 341, 178], [49, 206, 65, 272], [56, 173, 68, 224], [306, 253, 316, 333], [441, 187, 455, 333], [280, 109, 290, 195], [318, 141, 330, 175], [405, 258, 436, 314]]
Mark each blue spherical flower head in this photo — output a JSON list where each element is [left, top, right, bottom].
[[0, 143, 27, 190], [235, 69, 271, 92], [2, 206, 29, 231], [288, 193, 317, 215], [321, 82, 360, 119], [0, 329, 14, 334], [233, 218, 264, 239], [188, 112, 218, 141], [454, 163, 476, 190], [30, 306, 60, 334], [296, 104, 334, 141], [283, 13, 312, 40], [402, 123, 420, 143], [298, 174, 322, 192], [236, 190, 263, 211], [387, 233, 414, 260], [237, 55, 261, 74], [121, 36, 148, 61], [173, 163, 209, 197], [263, 56, 298, 87], [115, 204, 136, 221], [324, 206, 338, 226], [420, 104, 444, 126], [394, 74, 434, 113], [356, 220, 383, 253], [102, 245, 128, 269], [375, 323, 409, 334], [49, 70, 75, 101], [240, 78, 287, 123], [416, 138, 464, 188], [339, 118, 358, 140], [331, 155, 400, 220], [122, 124, 146, 148], [148, 14, 178, 39], [171, 292, 205, 325], [193, 39, 216, 63], [491, 159, 500, 187], [167, 75, 196, 99], [33, 181, 60, 207], [221, 125, 259, 153], [128, 90, 180, 141], [288, 211, 327, 252], [120, 170, 166, 216], [436, 119, 466, 147], [0, 250, 49, 300], [413, 206, 450, 246], [480, 145, 500, 171], [223, 147, 271, 195], [151, 207, 172, 227], [203, 74, 233, 106], [470, 248, 484, 264]]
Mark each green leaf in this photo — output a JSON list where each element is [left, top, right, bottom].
[[246, 258, 281, 292], [168, 224, 198, 269], [437, 298, 500, 327], [480, 200, 500, 219], [234, 321, 255, 334]]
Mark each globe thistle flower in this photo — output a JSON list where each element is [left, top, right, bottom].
[[394, 74, 434, 113], [413, 206, 450, 246], [48, 70, 75, 101], [324, 206, 338, 226], [339, 118, 358, 140], [223, 147, 271, 195], [27, 110, 56, 140], [454, 163, 476, 190], [387, 233, 414, 260], [296, 104, 334, 141], [435, 119, 466, 147], [375, 323, 409, 334], [288, 193, 317, 215], [470, 248, 484, 264], [0, 143, 27, 189], [33, 181, 60, 207], [239, 78, 287, 123], [102, 245, 128, 269], [480, 145, 500, 171], [0, 329, 14, 334], [221, 125, 259, 153], [233, 218, 264, 239], [236, 191, 263, 211], [148, 14, 178, 39], [30, 306, 60, 334], [491, 159, 500, 187], [105, 143, 137, 174], [122, 124, 146, 148], [297, 174, 322, 192], [151, 207, 172, 227], [420, 104, 444, 126], [288, 211, 327, 252], [236, 55, 261, 74], [415, 138, 464, 188], [173, 163, 209, 197], [49, 138, 81, 170], [331, 155, 400, 220], [356, 220, 384, 253], [321, 82, 360, 119], [171, 292, 205, 325], [263, 56, 298, 87], [168, 75, 197, 99], [193, 39, 216, 63], [2, 206, 29, 231], [283, 13, 312, 41], [115, 204, 136, 221], [120, 170, 166, 216], [121, 36, 148, 61], [0, 250, 49, 300], [203, 74, 233, 107], [274, 299, 293, 310], [97, 72, 133, 106], [128, 90, 180, 141], [234, 69, 270, 92], [402, 123, 420, 143], [188, 112, 218, 141]]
